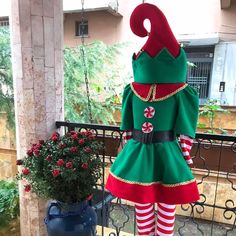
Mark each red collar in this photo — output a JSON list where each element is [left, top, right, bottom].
[[130, 82, 187, 101]]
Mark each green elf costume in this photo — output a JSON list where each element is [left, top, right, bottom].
[[105, 47, 200, 205], [106, 4, 200, 235]]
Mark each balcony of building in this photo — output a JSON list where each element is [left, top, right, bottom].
[[63, 0, 122, 16]]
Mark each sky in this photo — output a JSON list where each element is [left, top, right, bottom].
[[0, 0, 10, 17]]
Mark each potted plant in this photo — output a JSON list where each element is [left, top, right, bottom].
[[17, 130, 102, 236]]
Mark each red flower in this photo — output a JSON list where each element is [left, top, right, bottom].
[[45, 155, 52, 162], [81, 163, 88, 169], [85, 130, 92, 136], [33, 149, 40, 156], [70, 146, 78, 153], [22, 168, 30, 175], [78, 139, 85, 145], [88, 135, 95, 140], [57, 159, 65, 166], [66, 162, 73, 169], [71, 134, 78, 140], [80, 131, 86, 136], [16, 160, 23, 165], [59, 143, 66, 149], [51, 132, 59, 141], [24, 184, 31, 192], [34, 143, 42, 150], [52, 169, 60, 177], [51, 135, 58, 141], [84, 147, 92, 154], [27, 149, 33, 156], [70, 130, 77, 135]]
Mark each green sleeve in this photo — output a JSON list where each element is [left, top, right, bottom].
[[174, 85, 199, 138], [120, 84, 134, 131]]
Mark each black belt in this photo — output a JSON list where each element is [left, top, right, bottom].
[[132, 130, 175, 144]]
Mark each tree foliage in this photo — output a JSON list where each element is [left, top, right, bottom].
[[64, 41, 131, 124], [0, 27, 14, 130], [0, 180, 19, 228]]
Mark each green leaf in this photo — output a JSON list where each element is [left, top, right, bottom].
[[197, 123, 206, 128]]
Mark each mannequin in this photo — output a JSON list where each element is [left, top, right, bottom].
[[106, 3, 200, 236]]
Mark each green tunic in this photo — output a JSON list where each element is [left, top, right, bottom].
[[121, 84, 198, 137], [113, 84, 198, 184]]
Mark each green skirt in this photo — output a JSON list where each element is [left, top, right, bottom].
[[106, 139, 199, 204]]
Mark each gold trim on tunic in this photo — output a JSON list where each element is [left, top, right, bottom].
[[130, 83, 154, 101], [109, 171, 196, 187], [152, 83, 188, 101], [130, 83, 188, 102]]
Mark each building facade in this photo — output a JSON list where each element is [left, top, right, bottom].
[[1, 0, 236, 105]]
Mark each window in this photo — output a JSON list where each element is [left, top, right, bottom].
[[185, 46, 214, 104], [75, 21, 88, 37], [0, 17, 9, 27]]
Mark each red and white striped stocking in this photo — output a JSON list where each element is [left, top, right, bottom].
[[179, 134, 193, 165], [135, 203, 155, 236], [156, 203, 176, 236]]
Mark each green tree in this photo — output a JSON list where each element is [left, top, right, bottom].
[[0, 27, 14, 130], [64, 41, 131, 124]]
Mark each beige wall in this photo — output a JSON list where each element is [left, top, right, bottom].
[[1, 0, 236, 45], [64, 0, 236, 49], [64, 11, 123, 47], [63, 0, 144, 49], [136, 0, 236, 41], [146, 0, 220, 36], [220, 0, 236, 41]]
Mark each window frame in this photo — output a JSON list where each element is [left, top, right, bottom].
[[0, 17, 9, 27], [75, 20, 88, 37]]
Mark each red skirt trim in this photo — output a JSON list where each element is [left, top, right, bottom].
[[105, 173, 200, 204]]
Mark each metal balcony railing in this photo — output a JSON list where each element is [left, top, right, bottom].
[[56, 121, 236, 236]]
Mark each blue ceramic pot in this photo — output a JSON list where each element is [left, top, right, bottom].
[[44, 200, 97, 236]]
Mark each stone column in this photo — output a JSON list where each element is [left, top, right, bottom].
[[10, 0, 64, 235]]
